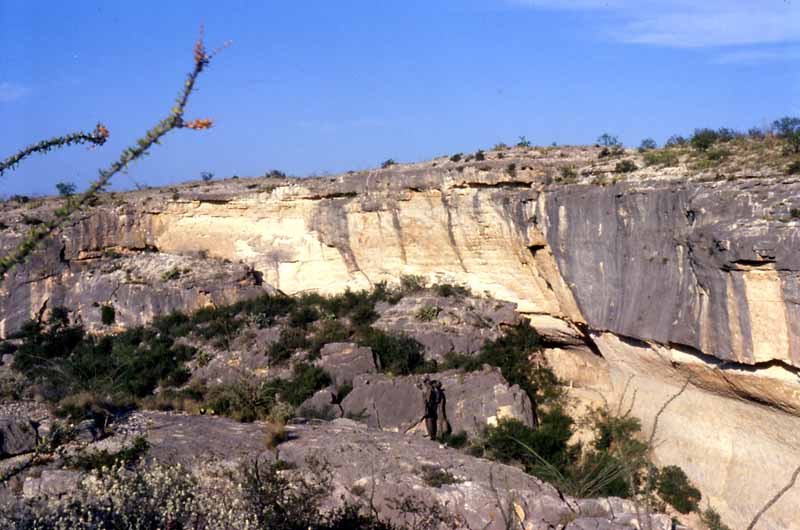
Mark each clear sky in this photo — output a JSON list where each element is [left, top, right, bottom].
[[1, 0, 798, 196]]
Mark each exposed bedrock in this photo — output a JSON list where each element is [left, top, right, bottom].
[[2, 157, 799, 528]]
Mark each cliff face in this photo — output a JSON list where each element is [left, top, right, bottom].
[[2, 145, 800, 527]]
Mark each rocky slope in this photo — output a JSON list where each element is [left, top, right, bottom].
[[2, 141, 800, 528]]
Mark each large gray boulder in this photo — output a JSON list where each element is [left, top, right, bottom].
[[0, 417, 38, 457], [315, 342, 377, 387], [22, 470, 82, 500], [340, 367, 533, 437], [374, 296, 521, 361]]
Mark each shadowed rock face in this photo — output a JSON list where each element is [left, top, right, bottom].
[[538, 179, 800, 367], [339, 368, 534, 437]]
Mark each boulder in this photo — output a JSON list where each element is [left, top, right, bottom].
[[298, 387, 342, 420], [374, 296, 521, 361], [0, 417, 38, 457], [22, 470, 82, 500], [315, 342, 376, 387], [340, 367, 533, 437]]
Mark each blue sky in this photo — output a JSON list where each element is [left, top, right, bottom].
[[1, 0, 798, 196]]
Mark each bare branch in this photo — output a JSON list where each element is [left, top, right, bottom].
[[746, 464, 800, 530]]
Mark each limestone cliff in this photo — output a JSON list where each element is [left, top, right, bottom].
[[2, 143, 799, 528]]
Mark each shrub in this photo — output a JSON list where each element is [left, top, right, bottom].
[[268, 327, 309, 365], [419, 465, 461, 487], [773, 116, 800, 153], [597, 133, 621, 147], [517, 136, 531, 148], [493, 142, 508, 150], [433, 282, 469, 298], [200, 171, 214, 181], [55, 181, 77, 196], [614, 160, 637, 173], [638, 138, 657, 152], [558, 166, 578, 183], [0, 455, 426, 530], [440, 430, 468, 448], [399, 274, 426, 293], [786, 160, 800, 175], [289, 305, 320, 328], [483, 412, 576, 476], [475, 150, 485, 161], [690, 128, 719, 151], [665, 134, 687, 147], [657, 465, 701, 514], [701, 507, 732, 530], [160, 267, 181, 282], [381, 159, 396, 168], [415, 305, 439, 322], [203, 376, 275, 422], [705, 148, 731, 162], [279, 362, 331, 406], [309, 319, 350, 354], [643, 150, 679, 167], [13, 309, 197, 403], [359, 328, 428, 375], [100, 304, 116, 326], [715, 127, 741, 142], [449, 153, 462, 162]]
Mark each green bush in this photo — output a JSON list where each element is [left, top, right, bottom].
[[381, 159, 396, 168], [558, 166, 578, 183], [14, 309, 196, 404], [474, 150, 485, 161], [657, 465, 701, 514], [433, 282, 469, 298], [415, 305, 439, 322], [56, 181, 77, 196], [449, 153, 462, 162], [701, 507, 732, 530], [268, 328, 309, 365], [597, 133, 621, 147], [100, 305, 116, 326], [279, 363, 332, 406], [772, 116, 800, 153], [705, 147, 731, 161], [440, 430, 468, 449], [160, 267, 181, 282], [614, 160, 637, 173], [309, 319, 350, 354], [643, 150, 679, 167], [419, 465, 461, 487], [483, 412, 576, 476], [785, 160, 800, 175], [289, 305, 320, 328], [399, 274, 427, 293], [690, 128, 719, 151], [359, 328, 428, 375], [665, 134, 687, 147], [638, 138, 657, 151]]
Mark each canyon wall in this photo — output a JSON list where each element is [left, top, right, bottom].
[[2, 148, 799, 528]]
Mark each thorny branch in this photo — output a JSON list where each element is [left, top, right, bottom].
[[0, 26, 229, 282]]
